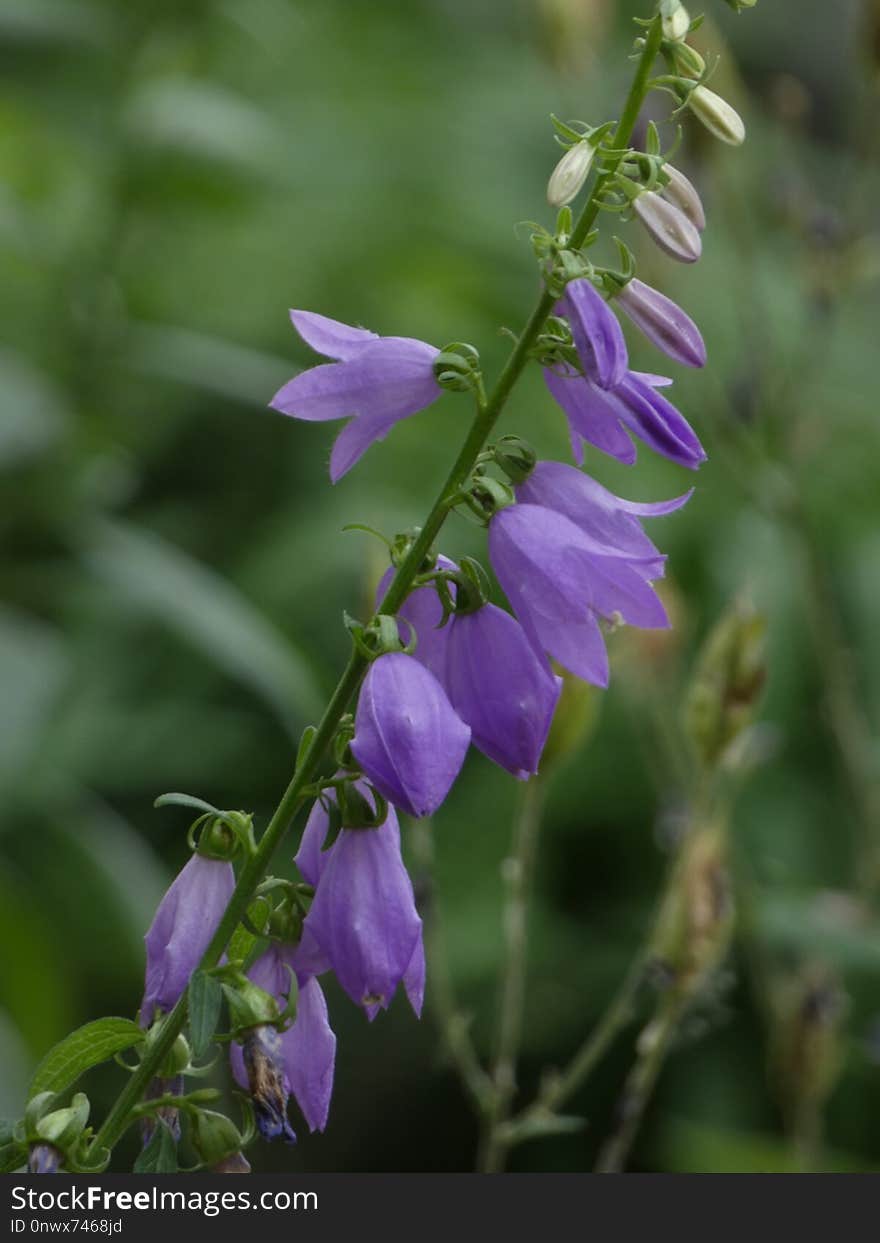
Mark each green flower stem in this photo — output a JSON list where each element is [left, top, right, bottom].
[[594, 982, 689, 1174], [87, 11, 664, 1165], [479, 776, 546, 1174]]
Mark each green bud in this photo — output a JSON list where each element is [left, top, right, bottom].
[[687, 84, 746, 146], [189, 1109, 247, 1167], [771, 965, 845, 1128], [652, 823, 733, 991], [196, 813, 250, 861], [684, 600, 766, 770], [221, 972, 281, 1033], [492, 435, 537, 485], [669, 40, 706, 79], [34, 1093, 90, 1150], [158, 1033, 191, 1078]]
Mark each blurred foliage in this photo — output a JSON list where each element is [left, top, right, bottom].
[[1, 0, 879, 1171]]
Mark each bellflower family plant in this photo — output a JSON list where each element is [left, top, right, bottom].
[[10, 0, 759, 1176]]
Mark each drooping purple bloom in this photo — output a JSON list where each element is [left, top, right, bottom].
[[616, 278, 706, 369], [375, 565, 561, 779], [489, 500, 671, 687], [301, 796, 423, 1017], [559, 278, 628, 390], [230, 943, 336, 1135], [517, 460, 692, 580], [270, 310, 441, 481], [351, 652, 471, 818], [141, 854, 235, 1026], [544, 364, 705, 470]]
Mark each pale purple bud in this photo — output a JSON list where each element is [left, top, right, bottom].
[[660, 163, 705, 232], [687, 85, 746, 147], [633, 192, 702, 263], [616, 278, 706, 368], [547, 141, 596, 208]]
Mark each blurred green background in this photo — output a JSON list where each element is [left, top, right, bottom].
[[2, 0, 879, 1172]]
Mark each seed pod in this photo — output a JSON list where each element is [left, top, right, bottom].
[[633, 191, 702, 263], [547, 141, 596, 208], [687, 85, 746, 146], [660, 163, 705, 232]]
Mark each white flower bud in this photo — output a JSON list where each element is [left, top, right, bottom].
[[660, 163, 705, 232], [633, 191, 702, 264], [687, 85, 746, 146], [661, 3, 691, 41], [546, 141, 596, 208]]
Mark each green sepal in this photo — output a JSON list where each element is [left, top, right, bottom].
[[133, 1121, 178, 1174], [188, 972, 224, 1060]]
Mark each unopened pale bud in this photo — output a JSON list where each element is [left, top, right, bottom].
[[660, 163, 705, 232], [687, 85, 746, 146], [670, 41, 706, 79], [633, 191, 702, 263], [661, 2, 690, 41], [546, 141, 596, 208]]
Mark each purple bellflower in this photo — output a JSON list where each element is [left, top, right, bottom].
[[489, 475, 687, 685], [544, 365, 706, 470], [141, 853, 235, 1026], [351, 651, 471, 818], [230, 943, 336, 1136], [270, 310, 441, 481], [297, 791, 424, 1019], [377, 564, 562, 779], [615, 278, 707, 370], [559, 278, 628, 390]]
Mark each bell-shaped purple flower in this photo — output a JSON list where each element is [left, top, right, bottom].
[[351, 651, 470, 818], [230, 943, 336, 1134], [375, 565, 561, 778], [489, 500, 670, 687], [270, 310, 441, 481], [559, 278, 628, 390], [544, 365, 705, 470], [616, 278, 706, 369], [141, 853, 235, 1026], [517, 460, 691, 579], [301, 796, 423, 1017], [29, 1144, 62, 1174]]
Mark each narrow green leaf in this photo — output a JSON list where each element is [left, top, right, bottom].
[[29, 1018, 145, 1097], [133, 1122, 177, 1174], [82, 518, 322, 732], [0, 1139, 27, 1173], [188, 972, 223, 1060]]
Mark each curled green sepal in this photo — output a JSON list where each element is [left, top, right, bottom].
[[432, 342, 482, 394], [345, 611, 415, 661], [155, 793, 256, 861], [455, 473, 516, 524]]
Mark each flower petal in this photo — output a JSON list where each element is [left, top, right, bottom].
[[544, 367, 637, 466], [561, 279, 628, 389], [615, 372, 706, 469], [283, 976, 336, 1132], [289, 310, 378, 361]]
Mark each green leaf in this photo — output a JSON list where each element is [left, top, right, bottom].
[[0, 1135, 27, 1173], [81, 518, 322, 732], [188, 972, 223, 1060], [29, 1019, 145, 1098], [133, 1122, 178, 1174]]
